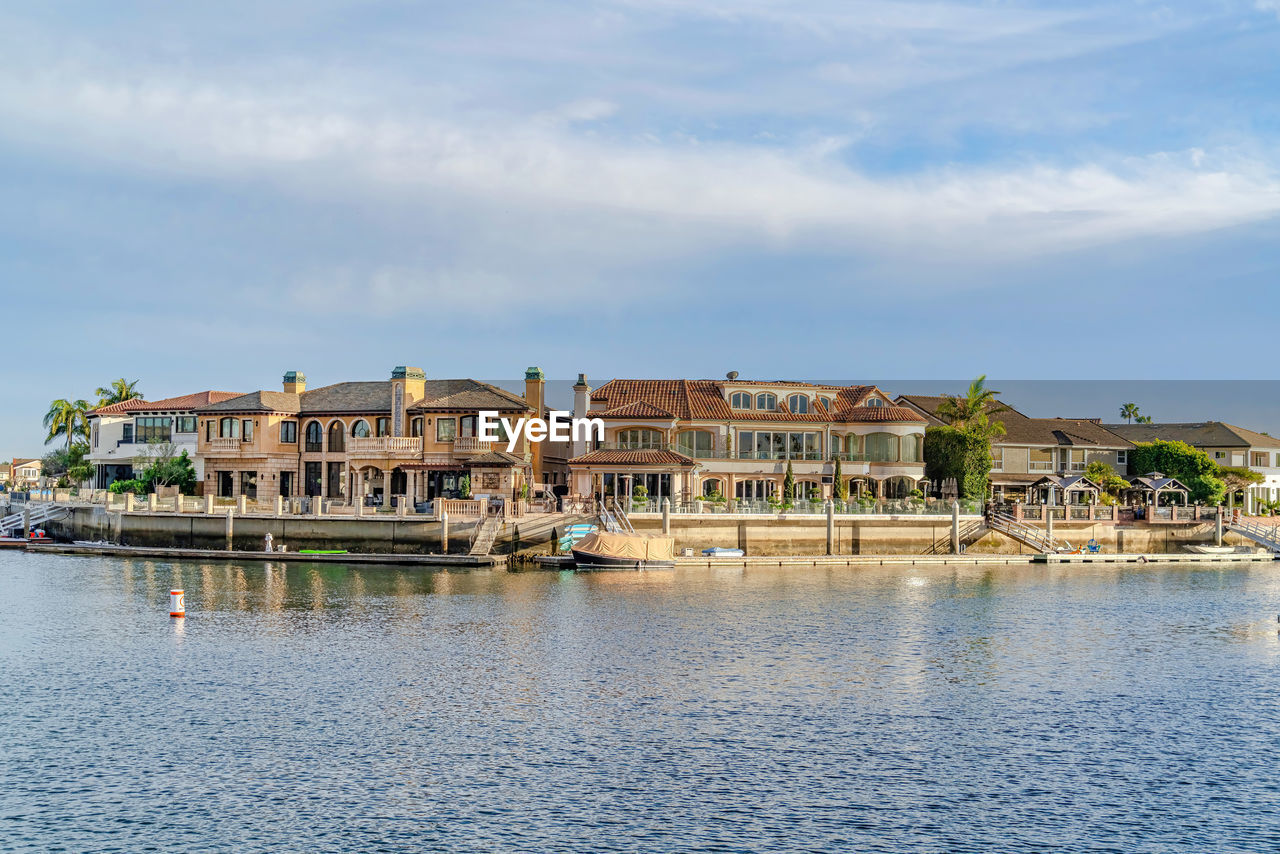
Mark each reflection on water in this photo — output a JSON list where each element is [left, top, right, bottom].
[[3, 553, 1280, 851]]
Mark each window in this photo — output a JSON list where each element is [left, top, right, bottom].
[[736, 430, 822, 459], [305, 421, 322, 452], [175, 416, 197, 433], [1214, 451, 1225, 459], [617, 428, 664, 449], [901, 433, 922, 463], [240, 471, 257, 499], [280, 421, 298, 444], [701, 478, 723, 497], [460, 415, 477, 438], [91, 424, 99, 449], [1029, 448, 1054, 471], [375, 417, 390, 437], [326, 461, 343, 498], [327, 421, 344, 452], [217, 471, 234, 497], [795, 481, 821, 501], [410, 417, 423, 438], [730, 392, 752, 409], [219, 417, 239, 439], [675, 430, 714, 458], [991, 447, 1004, 471], [280, 471, 294, 498], [865, 397, 884, 407], [304, 461, 322, 496], [1116, 450, 1128, 466], [241, 419, 254, 442], [437, 417, 457, 442], [818, 396, 833, 410], [755, 393, 777, 411], [205, 420, 213, 442], [136, 417, 171, 444], [866, 433, 897, 462], [735, 480, 775, 501], [122, 423, 133, 443], [351, 419, 371, 438], [1068, 449, 1085, 472], [1253, 452, 1270, 468], [787, 394, 809, 414]]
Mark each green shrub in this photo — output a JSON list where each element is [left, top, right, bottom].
[[923, 426, 990, 500]]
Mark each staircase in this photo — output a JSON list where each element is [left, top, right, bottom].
[[1226, 519, 1280, 553], [598, 498, 635, 534], [0, 503, 70, 537], [922, 519, 987, 555], [987, 510, 1059, 553], [468, 515, 502, 556]]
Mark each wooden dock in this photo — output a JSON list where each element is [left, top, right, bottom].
[[24, 542, 500, 567], [1034, 551, 1275, 564]]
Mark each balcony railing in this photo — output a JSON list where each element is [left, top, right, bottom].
[[452, 436, 495, 455], [348, 436, 422, 457], [589, 442, 920, 464], [208, 437, 242, 452]]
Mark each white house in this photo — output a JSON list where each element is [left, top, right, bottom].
[[88, 391, 241, 489]]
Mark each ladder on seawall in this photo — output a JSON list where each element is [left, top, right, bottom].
[[1225, 519, 1280, 553], [598, 498, 635, 534], [987, 510, 1059, 553], [0, 502, 70, 537], [468, 515, 502, 556]]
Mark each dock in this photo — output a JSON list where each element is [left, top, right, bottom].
[[24, 542, 500, 567], [1033, 551, 1275, 564]]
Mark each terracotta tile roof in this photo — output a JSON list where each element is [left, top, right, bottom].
[[198, 379, 532, 416], [568, 449, 697, 467], [91, 391, 242, 415], [587, 379, 914, 424], [467, 450, 530, 467], [1104, 422, 1280, 449], [897, 394, 1132, 448]]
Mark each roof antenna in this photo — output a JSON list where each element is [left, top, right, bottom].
[[726, 371, 739, 380]]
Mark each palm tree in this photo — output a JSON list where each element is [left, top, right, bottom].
[[1135, 414, 1153, 424], [44, 398, 91, 450], [937, 375, 1006, 431], [95, 378, 143, 407], [1120, 403, 1140, 424]]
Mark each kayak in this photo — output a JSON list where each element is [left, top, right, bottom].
[[299, 549, 348, 555]]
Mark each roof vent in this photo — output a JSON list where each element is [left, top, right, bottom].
[[726, 371, 739, 380]]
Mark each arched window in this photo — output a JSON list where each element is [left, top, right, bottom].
[[218, 417, 239, 439], [305, 421, 322, 452], [756, 393, 777, 411], [864, 397, 884, 407], [410, 417, 423, 438], [327, 421, 345, 452], [829, 435, 845, 458], [735, 480, 775, 501], [866, 432, 897, 462], [818, 396, 833, 410], [795, 481, 821, 501], [901, 433, 923, 463], [701, 478, 723, 498], [617, 429, 663, 449], [730, 392, 752, 409], [787, 394, 809, 414], [351, 419, 371, 438], [675, 430, 714, 458]]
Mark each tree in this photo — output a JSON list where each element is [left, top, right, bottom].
[[95, 378, 143, 407], [137, 444, 197, 494], [1130, 439, 1223, 504], [1084, 460, 1129, 497], [923, 426, 992, 500], [1120, 403, 1140, 424], [833, 457, 848, 501], [936, 375, 1007, 431], [782, 460, 795, 506], [1216, 465, 1263, 503], [1135, 414, 1153, 424], [43, 398, 91, 450]]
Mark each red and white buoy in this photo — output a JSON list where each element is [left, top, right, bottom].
[[169, 589, 185, 618]]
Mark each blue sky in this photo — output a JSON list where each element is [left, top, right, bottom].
[[4, 0, 1280, 456]]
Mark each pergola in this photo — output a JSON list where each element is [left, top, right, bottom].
[[1121, 471, 1190, 506], [1028, 475, 1101, 505]]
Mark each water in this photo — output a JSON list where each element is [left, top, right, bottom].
[[3, 554, 1280, 853]]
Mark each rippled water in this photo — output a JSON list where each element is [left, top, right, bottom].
[[4, 553, 1280, 851]]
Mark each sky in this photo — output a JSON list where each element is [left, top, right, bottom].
[[3, 0, 1280, 456]]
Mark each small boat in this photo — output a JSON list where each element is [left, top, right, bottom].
[[572, 532, 675, 571], [1184, 544, 1261, 555], [702, 547, 745, 557], [299, 549, 348, 555]]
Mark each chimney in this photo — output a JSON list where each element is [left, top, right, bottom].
[[571, 373, 592, 458], [524, 367, 546, 480], [390, 367, 426, 436], [283, 371, 306, 394]]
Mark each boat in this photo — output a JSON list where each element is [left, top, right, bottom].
[[1184, 544, 1262, 555], [702, 547, 745, 557], [571, 531, 675, 571], [299, 549, 348, 555]]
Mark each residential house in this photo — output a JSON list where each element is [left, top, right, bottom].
[[194, 367, 558, 506], [567, 375, 929, 505], [895, 396, 1133, 502], [8, 458, 41, 489], [88, 391, 243, 489], [1105, 422, 1280, 513]]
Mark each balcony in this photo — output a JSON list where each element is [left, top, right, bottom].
[[208, 437, 243, 453], [452, 436, 496, 455], [348, 436, 423, 458]]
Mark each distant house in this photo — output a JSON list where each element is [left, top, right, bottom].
[[87, 391, 243, 489], [895, 396, 1133, 501], [1105, 422, 1280, 513], [9, 458, 42, 489]]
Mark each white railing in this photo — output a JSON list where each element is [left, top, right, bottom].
[[438, 499, 483, 517], [208, 437, 242, 452], [452, 436, 494, 454], [348, 436, 422, 456]]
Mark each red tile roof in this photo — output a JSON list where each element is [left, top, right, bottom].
[[568, 449, 697, 466], [587, 379, 921, 424], [91, 391, 242, 415]]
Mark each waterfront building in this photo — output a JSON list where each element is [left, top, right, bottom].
[[896, 396, 1133, 502], [7, 458, 41, 489], [194, 367, 563, 505], [567, 375, 929, 505], [87, 391, 242, 489], [1105, 422, 1280, 513]]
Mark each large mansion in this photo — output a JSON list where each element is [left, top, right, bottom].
[[567, 376, 929, 505], [194, 367, 564, 505]]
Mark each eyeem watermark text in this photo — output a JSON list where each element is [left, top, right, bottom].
[[479, 411, 603, 452]]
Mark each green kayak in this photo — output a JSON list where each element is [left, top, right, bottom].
[[298, 549, 348, 555]]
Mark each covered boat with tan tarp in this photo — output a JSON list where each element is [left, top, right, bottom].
[[571, 532, 676, 570]]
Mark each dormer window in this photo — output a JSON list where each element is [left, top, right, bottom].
[[730, 392, 752, 409], [756, 393, 777, 411], [787, 394, 809, 414], [865, 398, 884, 407], [818, 396, 833, 409]]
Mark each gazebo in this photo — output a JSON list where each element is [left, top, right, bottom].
[[1121, 472, 1190, 506], [1028, 475, 1101, 505]]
